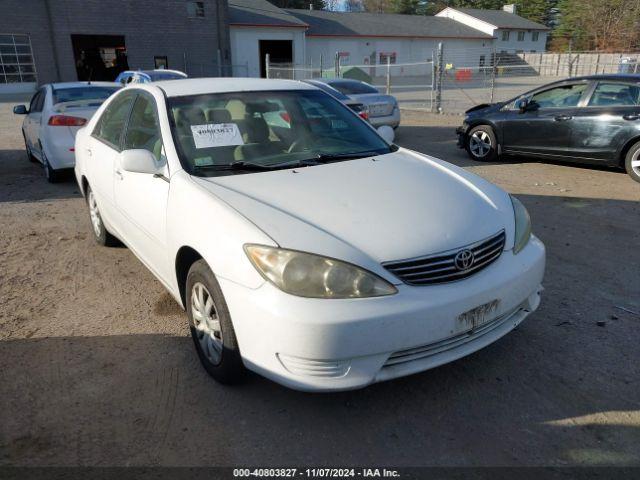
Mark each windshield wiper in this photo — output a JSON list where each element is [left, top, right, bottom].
[[312, 150, 383, 163], [193, 161, 274, 172]]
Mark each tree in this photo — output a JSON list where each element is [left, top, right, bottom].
[[344, 0, 364, 10], [551, 0, 640, 51]]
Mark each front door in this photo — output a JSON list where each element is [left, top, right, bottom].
[[85, 90, 137, 234], [114, 92, 171, 281], [501, 82, 590, 157], [568, 81, 640, 162]]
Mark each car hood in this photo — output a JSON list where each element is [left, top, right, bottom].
[[192, 149, 515, 268]]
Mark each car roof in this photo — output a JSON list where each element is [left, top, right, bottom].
[[156, 77, 317, 97], [49, 81, 119, 89], [568, 74, 640, 83], [141, 69, 186, 76], [323, 78, 363, 84]]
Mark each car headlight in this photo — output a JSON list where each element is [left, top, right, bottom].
[[244, 245, 398, 299], [510, 195, 531, 254]]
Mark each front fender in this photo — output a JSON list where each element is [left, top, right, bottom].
[[166, 171, 274, 294]]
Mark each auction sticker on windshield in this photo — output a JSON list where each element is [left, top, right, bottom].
[[191, 123, 244, 149]]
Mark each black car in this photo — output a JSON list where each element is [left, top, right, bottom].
[[456, 74, 640, 183]]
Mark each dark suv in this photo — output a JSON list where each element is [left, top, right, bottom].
[[456, 74, 640, 183]]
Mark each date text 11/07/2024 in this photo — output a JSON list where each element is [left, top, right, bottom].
[[232, 468, 401, 478]]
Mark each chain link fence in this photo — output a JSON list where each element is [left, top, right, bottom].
[[264, 47, 640, 114]]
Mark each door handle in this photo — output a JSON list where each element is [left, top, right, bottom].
[[85, 148, 92, 157], [623, 114, 640, 121], [554, 115, 572, 121], [115, 169, 123, 180]]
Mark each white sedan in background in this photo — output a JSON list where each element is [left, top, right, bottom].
[[14, 82, 120, 182], [74, 78, 545, 392]]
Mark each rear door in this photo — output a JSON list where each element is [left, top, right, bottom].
[[567, 81, 640, 163], [85, 90, 137, 234], [24, 87, 46, 156], [501, 82, 590, 157], [114, 91, 171, 281]]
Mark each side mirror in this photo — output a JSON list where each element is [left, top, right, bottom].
[[120, 149, 162, 175], [13, 105, 28, 115], [377, 125, 395, 144], [515, 98, 529, 113]]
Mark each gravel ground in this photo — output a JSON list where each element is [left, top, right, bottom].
[[1, 100, 639, 467]]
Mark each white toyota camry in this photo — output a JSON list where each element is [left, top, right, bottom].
[[74, 78, 545, 392]]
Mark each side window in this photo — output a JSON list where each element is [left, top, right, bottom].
[[588, 83, 640, 107], [123, 94, 164, 161], [530, 83, 588, 109], [29, 89, 45, 113], [93, 92, 135, 149]]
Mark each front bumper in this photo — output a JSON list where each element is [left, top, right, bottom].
[[456, 125, 467, 148], [220, 236, 545, 392]]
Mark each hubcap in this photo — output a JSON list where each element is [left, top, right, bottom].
[[470, 130, 492, 158], [88, 191, 102, 238], [191, 282, 223, 365], [631, 149, 640, 176]]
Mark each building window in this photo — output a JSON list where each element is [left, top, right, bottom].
[[517, 31, 525, 41], [532, 31, 540, 42], [0, 34, 36, 84], [186, 1, 205, 18], [379, 52, 396, 64], [154, 56, 168, 69], [501, 31, 510, 41]]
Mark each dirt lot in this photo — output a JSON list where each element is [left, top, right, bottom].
[[1, 100, 639, 467]]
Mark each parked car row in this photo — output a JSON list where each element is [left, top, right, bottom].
[[456, 74, 640, 183], [13, 73, 401, 182]]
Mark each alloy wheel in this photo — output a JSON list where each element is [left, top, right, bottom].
[[191, 282, 223, 365], [88, 190, 102, 238], [470, 130, 492, 158], [632, 149, 640, 176]]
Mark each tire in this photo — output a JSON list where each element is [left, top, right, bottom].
[[22, 133, 38, 163], [624, 141, 640, 184], [186, 259, 245, 384], [43, 152, 62, 183], [465, 125, 498, 162], [86, 186, 119, 246]]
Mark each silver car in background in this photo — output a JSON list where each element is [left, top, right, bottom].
[[13, 82, 120, 182], [313, 78, 400, 129]]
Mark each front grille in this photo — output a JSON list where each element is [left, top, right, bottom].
[[382, 230, 506, 286]]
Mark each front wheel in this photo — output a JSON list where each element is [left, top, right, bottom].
[[86, 186, 119, 246], [624, 141, 640, 184], [186, 259, 245, 384], [465, 125, 498, 162]]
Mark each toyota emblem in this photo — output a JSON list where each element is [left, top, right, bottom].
[[454, 249, 475, 271]]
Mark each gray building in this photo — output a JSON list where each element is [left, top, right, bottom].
[[0, 0, 231, 93]]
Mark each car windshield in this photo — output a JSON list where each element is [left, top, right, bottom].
[[329, 81, 378, 95], [168, 89, 393, 177], [52, 86, 120, 105], [147, 71, 187, 81]]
